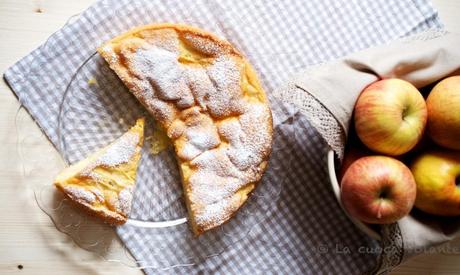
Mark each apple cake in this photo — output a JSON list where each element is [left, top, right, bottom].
[[98, 24, 273, 235]]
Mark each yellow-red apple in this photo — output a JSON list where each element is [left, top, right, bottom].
[[426, 76, 460, 150], [341, 156, 416, 224], [354, 79, 427, 156], [411, 150, 460, 216]]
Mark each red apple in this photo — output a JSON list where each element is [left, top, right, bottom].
[[411, 150, 460, 216], [426, 76, 460, 150], [339, 144, 372, 181], [354, 79, 427, 156], [341, 156, 416, 224]]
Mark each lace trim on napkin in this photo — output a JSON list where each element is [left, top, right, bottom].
[[273, 81, 346, 159], [372, 224, 404, 275]]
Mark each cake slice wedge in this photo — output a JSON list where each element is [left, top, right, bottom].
[[54, 118, 144, 225]]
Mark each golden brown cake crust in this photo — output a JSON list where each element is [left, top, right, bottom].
[[98, 24, 273, 235], [55, 184, 127, 225]]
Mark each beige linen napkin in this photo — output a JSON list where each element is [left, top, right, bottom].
[[275, 30, 460, 273]]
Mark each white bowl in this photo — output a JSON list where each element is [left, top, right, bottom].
[[327, 150, 381, 240]]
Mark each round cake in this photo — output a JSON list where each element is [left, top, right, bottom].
[[98, 24, 273, 235]]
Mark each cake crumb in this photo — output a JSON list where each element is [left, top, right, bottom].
[[148, 128, 171, 155], [88, 77, 98, 86]]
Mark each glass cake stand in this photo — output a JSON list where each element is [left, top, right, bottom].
[[23, 50, 292, 270]]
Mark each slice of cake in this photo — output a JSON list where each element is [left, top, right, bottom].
[[54, 118, 144, 225]]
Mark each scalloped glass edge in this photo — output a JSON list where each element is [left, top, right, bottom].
[[15, 12, 295, 268]]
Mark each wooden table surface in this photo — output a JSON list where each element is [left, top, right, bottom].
[[0, 0, 459, 274]]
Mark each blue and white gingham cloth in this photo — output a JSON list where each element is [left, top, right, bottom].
[[4, 0, 442, 274]]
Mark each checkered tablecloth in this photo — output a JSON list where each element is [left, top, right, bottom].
[[4, 0, 442, 274]]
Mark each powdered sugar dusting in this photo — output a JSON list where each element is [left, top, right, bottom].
[[185, 129, 218, 153], [130, 47, 194, 108], [80, 129, 138, 184], [100, 44, 118, 63], [92, 188, 104, 202], [118, 186, 133, 215], [204, 57, 246, 117], [176, 110, 220, 161], [84, 171, 104, 183], [219, 103, 271, 170], [184, 67, 214, 111], [129, 45, 244, 119], [195, 197, 234, 226], [63, 186, 96, 204], [96, 132, 139, 168], [191, 149, 243, 179], [184, 105, 271, 229], [189, 170, 242, 204], [184, 62, 247, 117], [182, 32, 224, 56]]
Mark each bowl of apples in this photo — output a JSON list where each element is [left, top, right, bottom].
[[328, 76, 460, 240]]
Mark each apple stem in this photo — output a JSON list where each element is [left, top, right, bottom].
[[401, 106, 409, 120], [376, 200, 383, 219]]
